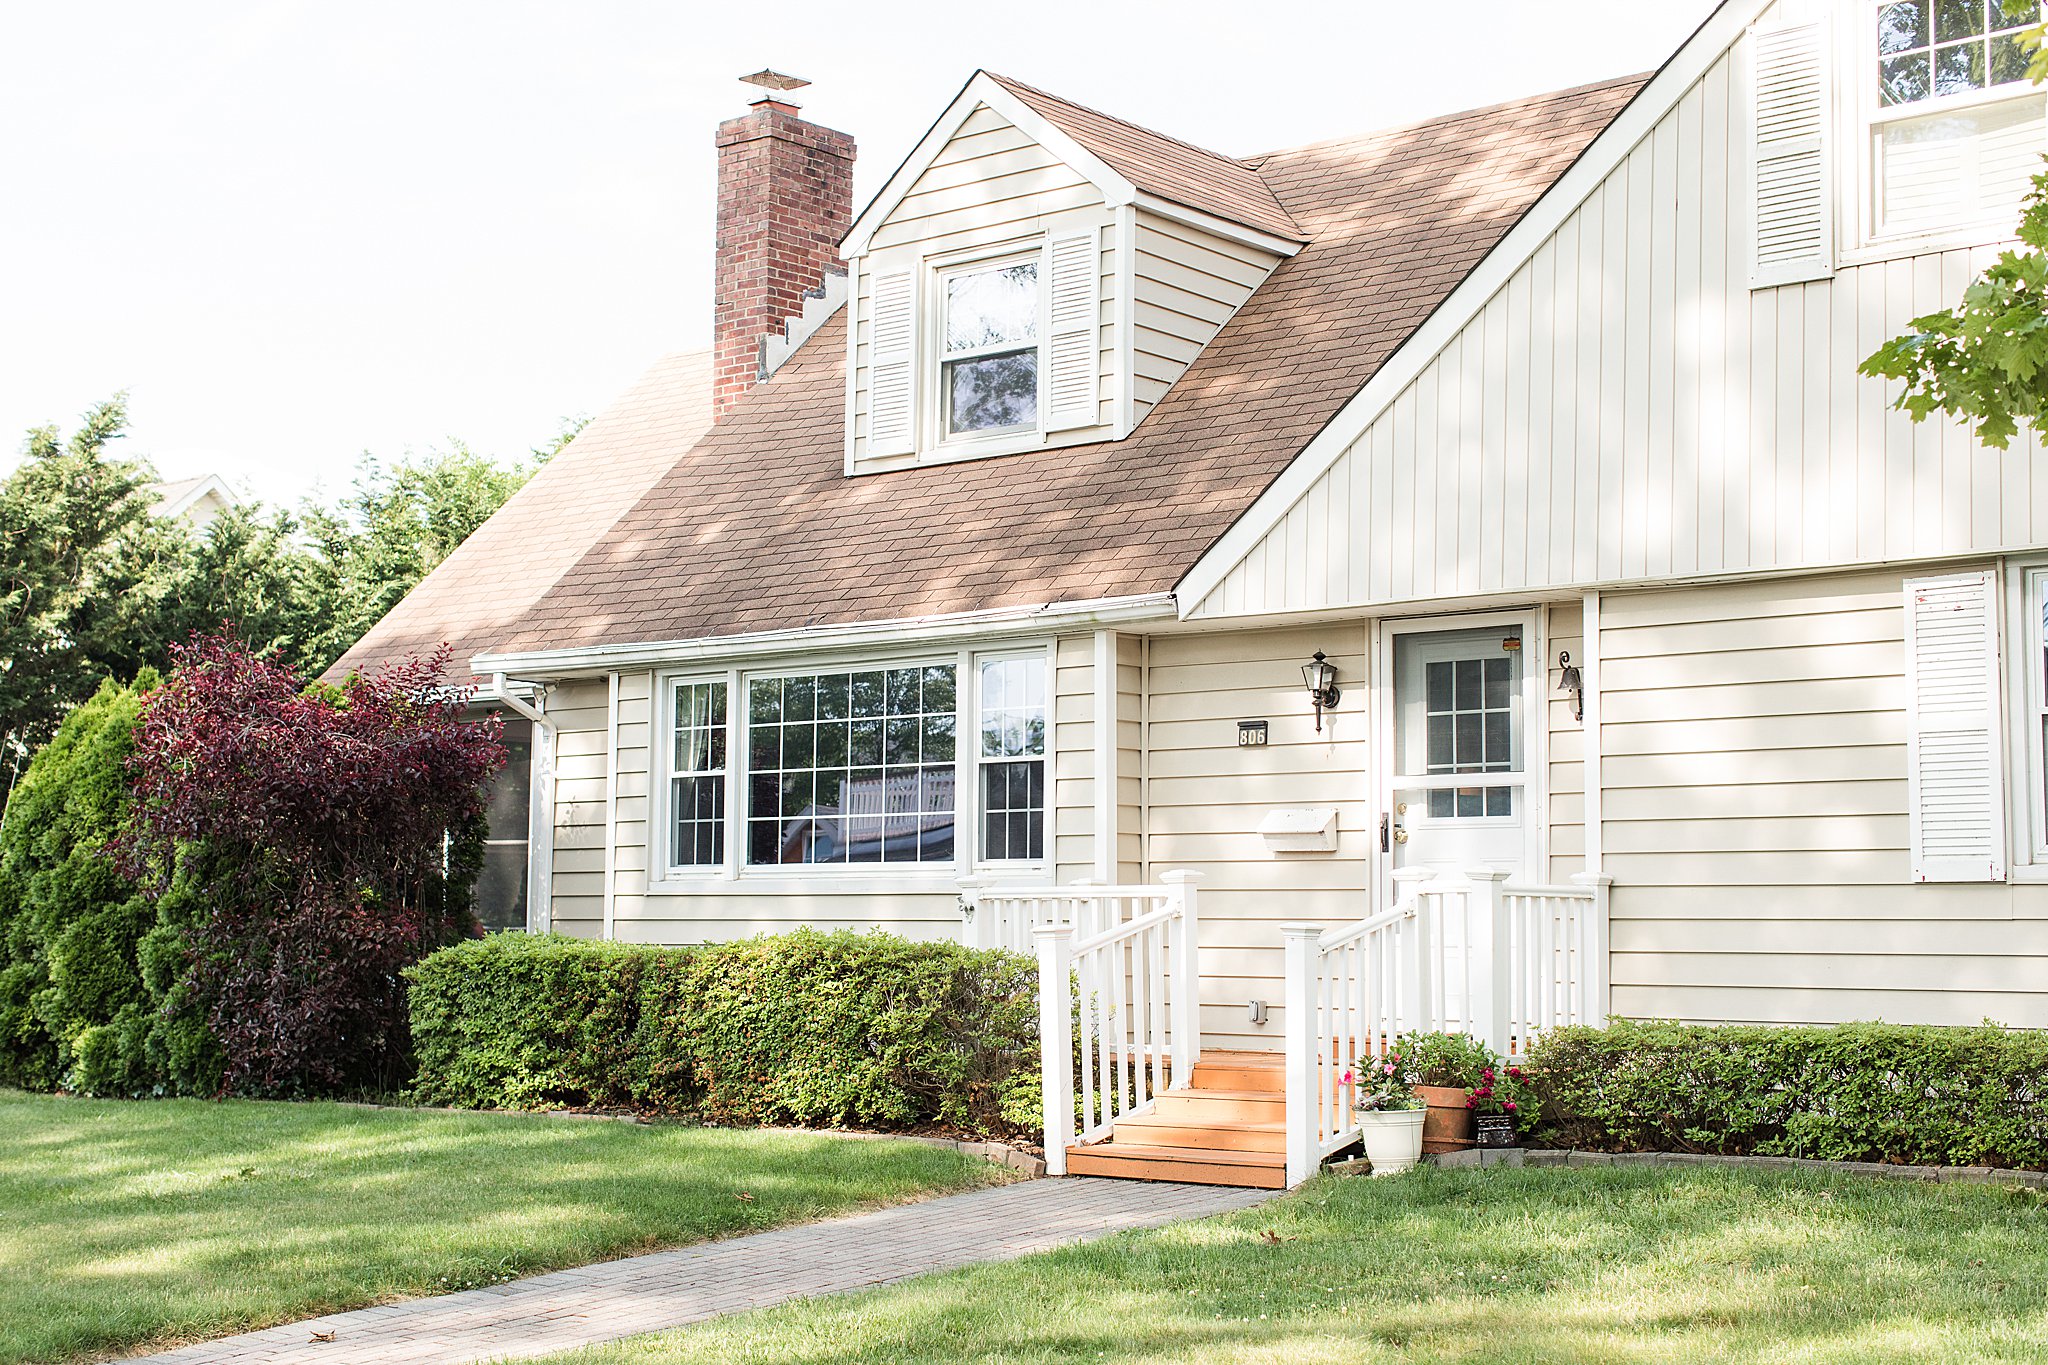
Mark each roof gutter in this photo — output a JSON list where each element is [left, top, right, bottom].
[[470, 592, 1179, 681]]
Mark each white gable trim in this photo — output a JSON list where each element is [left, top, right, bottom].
[[155, 472, 236, 521], [842, 72, 1139, 259], [1173, 0, 1760, 615], [1130, 192, 1304, 258]]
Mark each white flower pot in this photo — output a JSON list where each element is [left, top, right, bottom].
[[1356, 1108, 1427, 1176]]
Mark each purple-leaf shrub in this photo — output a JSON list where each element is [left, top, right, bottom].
[[115, 632, 504, 1096]]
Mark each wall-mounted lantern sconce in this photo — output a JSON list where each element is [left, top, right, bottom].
[[1302, 650, 1341, 732], [1558, 650, 1584, 723]]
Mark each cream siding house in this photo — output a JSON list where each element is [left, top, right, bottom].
[[349, 4, 2048, 1185]]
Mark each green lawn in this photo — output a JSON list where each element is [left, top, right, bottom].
[[0, 1089, 1003, 1365], [536, 1164, 2048, 1365]]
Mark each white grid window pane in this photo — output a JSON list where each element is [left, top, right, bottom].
[[746, 666, 957, 866], [670, 681, 727, 869], [977, 657, 1046, 862]]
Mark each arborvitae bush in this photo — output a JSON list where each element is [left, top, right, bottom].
[[0, 674, 217, 1094]]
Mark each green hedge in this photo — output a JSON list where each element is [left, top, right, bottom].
[[407, 929, 1040, 1135], [1528, 1020, 2048, 1169]]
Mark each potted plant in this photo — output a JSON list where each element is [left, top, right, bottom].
[[1468, 1061, 1538, 1146], [1343, 1051, 1427, 1176], [1398, 1031, 1495, 1153]]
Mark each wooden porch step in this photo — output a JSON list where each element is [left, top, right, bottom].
[[1187, 1051, 1285, 1094], [1112, 1112, 1285, 1153], [1065, 1141, 1287, 1189], [1152, 1087, 1285, 1124]]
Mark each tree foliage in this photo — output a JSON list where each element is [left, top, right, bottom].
[[114, 634, 504, 1097]]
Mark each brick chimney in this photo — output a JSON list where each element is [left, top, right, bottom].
[[713, 71, 855, 422]]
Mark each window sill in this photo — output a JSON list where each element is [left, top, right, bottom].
[[1838, 224, 2021, 272]]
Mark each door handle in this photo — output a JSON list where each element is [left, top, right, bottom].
[[1393, 827, 1410, 844]]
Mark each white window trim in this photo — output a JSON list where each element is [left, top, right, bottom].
[[969, 647, 1056, 869], [2004, 557, 2048, 879], [649, 645, 1054, 892], [1841, 0, 2048, 264], [923, 242, 1050, 462]]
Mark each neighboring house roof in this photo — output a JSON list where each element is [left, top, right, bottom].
[[494, 75, 1643, 661], [151, 473, 236, 528], [981, 73, 1304, 243], [325, 349, 715, 686]]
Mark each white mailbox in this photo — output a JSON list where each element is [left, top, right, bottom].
[[1257, 807, 1338, 854]]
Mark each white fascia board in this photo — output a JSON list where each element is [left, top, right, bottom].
[[1172, 0, 1762, 615], [841, 71, 1138, 258], [472, 593, 1177, 680], [1128, 192, 1304, 257], [159, 472, 237, 518]]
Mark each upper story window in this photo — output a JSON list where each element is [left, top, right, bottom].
[[942, 260, 1040, 438], [1865, 1, 2045, 243]]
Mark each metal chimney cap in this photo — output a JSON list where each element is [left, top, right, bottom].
[[740, 70, 810, 94]]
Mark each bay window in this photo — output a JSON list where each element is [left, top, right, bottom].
[[659, 649, 1049, 879]]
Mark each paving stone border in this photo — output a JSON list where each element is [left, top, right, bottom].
[[1425, 1146, 2048, 1185]]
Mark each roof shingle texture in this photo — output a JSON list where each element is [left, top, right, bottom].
[[327, 350, 713, 683], [983, 72, 1304, 242], [499, 76, 1643, 660]]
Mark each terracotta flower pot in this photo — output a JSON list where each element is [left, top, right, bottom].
[[1415, 1084, 1474, 1153]]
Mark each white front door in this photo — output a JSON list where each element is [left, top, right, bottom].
[[1385, 618, 1535, 883]]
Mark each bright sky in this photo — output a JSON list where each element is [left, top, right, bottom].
[[0, 1, 1716, 509]]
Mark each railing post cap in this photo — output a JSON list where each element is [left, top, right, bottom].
[[1570, 872, 1615, 888], [1278, 922, 1325, 940], [1389, 866, 1436, 883], [1463, 867, 1513, 883], [1158, 869, 1204, 885], [1030, 923, 1076, 942]]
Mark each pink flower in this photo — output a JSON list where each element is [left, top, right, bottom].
[[1465, 1098, 1477, 1109], [1508, 1067, 1524, 1079], [1383, 1062, 1396, 1075], [1475, 1086, 1493, 1098], [1504, 1101, 1518, 1112], [1339, 1069, 1354, 1085]]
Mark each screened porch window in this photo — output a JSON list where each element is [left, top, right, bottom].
[[941, 260, 1039, 437], [1869, 1, 2046, 241]]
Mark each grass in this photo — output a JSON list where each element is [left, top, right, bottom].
[[0, 1088, 1005, 1365], [533, 1164, 2048, 1365]]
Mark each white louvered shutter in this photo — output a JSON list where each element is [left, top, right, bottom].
[[867, 269, 916, 456], [1750, 20, 1833, 287], [1904, 571, 2007, 883], [1043, 232, 1099, 432]]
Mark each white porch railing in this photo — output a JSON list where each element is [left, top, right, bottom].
[[1010, 872, 1201, 1175], [959, 880, 1159, 953], [1281, 868, 1610, 1186]]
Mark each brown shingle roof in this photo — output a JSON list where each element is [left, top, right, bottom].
[[327, 350, 714, 684], [497, 75, 1644, 660], [983, 72, 1303, 242]]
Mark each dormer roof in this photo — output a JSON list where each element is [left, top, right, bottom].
[[980, 72, 1304, 243]]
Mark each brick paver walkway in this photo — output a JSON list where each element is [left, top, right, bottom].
[[136, 1178, 1273, 1365]]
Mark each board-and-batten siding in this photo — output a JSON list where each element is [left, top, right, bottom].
[[1142, 623, 1371, 1051], [851, 103, 1121, 463], [1601, 568, 2048, 1029], [1129, 209, 1277, 423], [1189, 42, 2048, 620]]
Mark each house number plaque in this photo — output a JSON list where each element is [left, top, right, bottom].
[[1238, 720, 1269, 747]]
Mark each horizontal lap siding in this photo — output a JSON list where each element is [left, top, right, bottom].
[[1192, 43, 2048, 619], [1054, 634, 1097, 883], [1130, 211, 1278, 424], [1601, 568, 2048, 1028], [1144, 623, 1370, 1050], [547, 679, 611, 937]]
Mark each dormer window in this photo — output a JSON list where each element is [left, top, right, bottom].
[[942, 259, 1040, 438], [1865, 0, 2045, 244]]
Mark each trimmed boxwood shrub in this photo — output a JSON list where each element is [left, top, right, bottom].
[[1528, 1020, 2048, 1169], [407, 929, 1040, 1136]]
